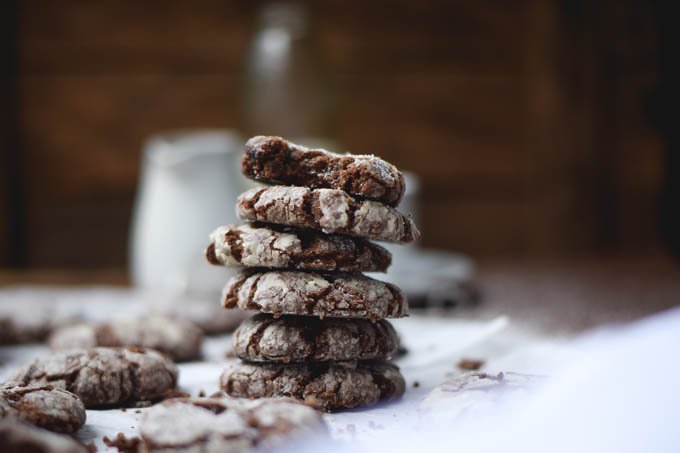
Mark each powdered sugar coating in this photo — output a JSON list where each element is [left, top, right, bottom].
[[236, 186, 419, 243], [210, 224, 301, 268], [206, 223, 391, 272], [222, 270, 407, 320]]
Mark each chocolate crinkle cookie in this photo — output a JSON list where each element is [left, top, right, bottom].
[[0, 383, 86, 434], [9, 347, 178, 408], [138, 395, 326, 452], [48, 316, 203, 362], [236, 186, 419, 243], [0, 417, 87, 453], [234, 313, 399, 363], [206, 223, 391, 272], [242, 135, 406, 206], [149, 295, 249, 336], [220, 361, 405, 411], [0, 296, 81, 345], [223, 270, 407, 320]]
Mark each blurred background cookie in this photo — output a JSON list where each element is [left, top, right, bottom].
[[48, 316, 203, 362]]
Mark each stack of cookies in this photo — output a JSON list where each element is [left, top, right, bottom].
[[206, 136, 420, 411]]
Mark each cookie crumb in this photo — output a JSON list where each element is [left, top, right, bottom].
[[458, 358, 485, 370], [120, 407, 127, 412], [161, 389, 190, 400], [133, 400, 153, 408], [412, 380, 420, 388], [225, 348, 236, 359], [475, 371, 504, 381], [134, 409, 142, 414], [103, 433, 142, 453], [198, 389, 206, 397], [368, 420, 384, 430], [395, 345, 409, 357]]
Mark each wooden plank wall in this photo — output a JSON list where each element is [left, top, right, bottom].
[[1, 0, 662, 268]]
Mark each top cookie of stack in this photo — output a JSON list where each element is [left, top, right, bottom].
[[242, 135, 406, 207]]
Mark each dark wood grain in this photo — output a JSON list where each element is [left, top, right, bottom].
[[470, 253, 680, 333], [2, 0, 664, 267]]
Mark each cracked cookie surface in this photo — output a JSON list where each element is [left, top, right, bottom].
[[48, 316, 203, 362], [233, 313, 399, 363], [139, 395, 326, 452], [0, 384, 86, 434], [242, 135, 405, 206], [220, 361, 405, 411], [236, 186, 419, 243], [9, 347, 178, 408], [223, 270, 407, 320], [206, 223, 391, 272]]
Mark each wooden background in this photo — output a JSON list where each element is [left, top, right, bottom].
[[0, 0, 666, 268]]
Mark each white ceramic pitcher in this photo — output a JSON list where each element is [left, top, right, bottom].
[[129, 130, 248, 294]]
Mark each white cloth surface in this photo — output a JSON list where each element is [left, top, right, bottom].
[[5, 286, 676, 452]]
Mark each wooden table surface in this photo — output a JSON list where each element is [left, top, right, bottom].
[[2, 253, 679, 334]]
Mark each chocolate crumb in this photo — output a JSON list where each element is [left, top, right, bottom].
[[198, 389, 206, 397], [161, 389, 191, 400], [395, 344, 409, 357], [134, 409, 142, 414], [412, 381, 420, 388], [120, 407, 127, 412], [458, 358, 485, 370], [103, 433, 142, 453]]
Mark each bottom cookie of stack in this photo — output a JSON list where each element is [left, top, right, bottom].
[[220, 360, 405, 412]]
